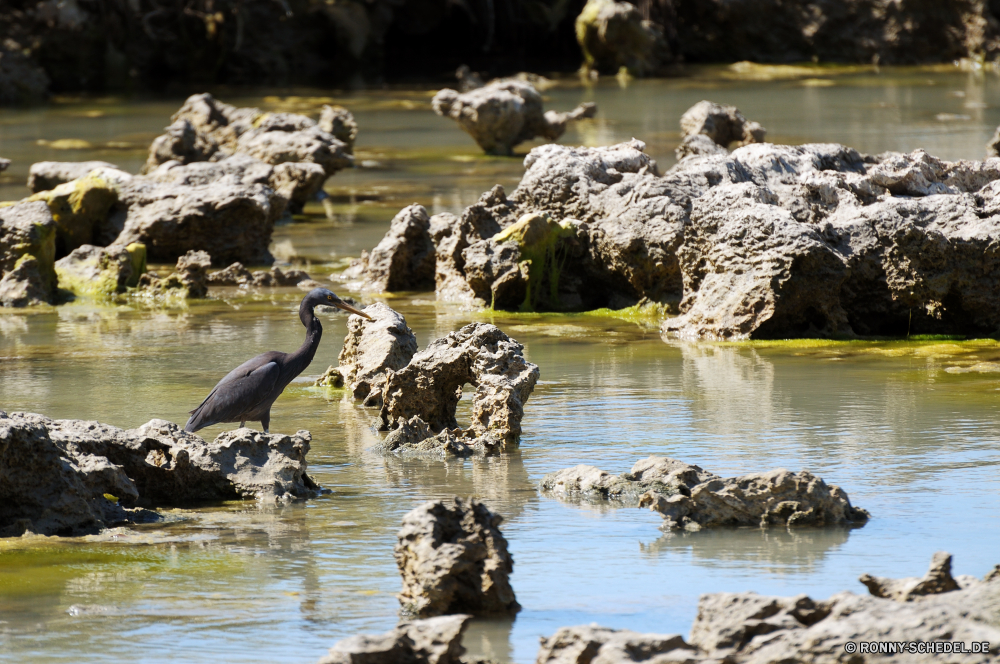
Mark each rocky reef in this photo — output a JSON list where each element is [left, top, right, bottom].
[[541, 456, 869, 530], [432, 79, 596, 155], [350, 129, 1000, 339], [317, 614, 475, 664], [395, 497, 519, 617], [0, 411, 320, 537]]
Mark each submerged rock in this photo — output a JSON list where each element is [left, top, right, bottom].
[[28, 160, 119, 193], [0, 411, 321, 537], [0, 200, 58, 306], [317, 614, 471, 664], [329, 302, 418, 406], [395, 497, 519, 617], [378, 323, 540, 452], [432, 80, 596, 155], [542, 455, 869, 530], [55, 243, 146, 298], [575, 0, 675, 76]]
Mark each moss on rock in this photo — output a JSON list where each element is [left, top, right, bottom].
[[495, 212, 577, 311], [27, 174, 122, 256]]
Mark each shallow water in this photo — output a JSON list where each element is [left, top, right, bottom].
[[3, 66, 1000, 663]]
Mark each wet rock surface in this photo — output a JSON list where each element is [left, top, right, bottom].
[[0, 412, 321, 537], [395, 497, 519, 617], [0, 200, 57, 306], [542, 456, 869, 530], [378, 323, 539, 453], [432, 80, 596, 155], [54, 243, 146, 299], [575, 0, 676, 76], [317, 614, 473, 664], [355, 137, 1000, 339], [206, 261, 312, 289]]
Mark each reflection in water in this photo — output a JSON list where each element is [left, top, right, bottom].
[[639, 525, 857, 575]]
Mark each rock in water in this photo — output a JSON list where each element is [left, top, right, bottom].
[[541, 455, 869, 530], [859, 551, 976, 601], [329, 302, 418, 406], [359, 204, 437, 292], [679, 100, 766, 149], [536, 625, 698, 663], [55, 243, 146, 298], [317, 614, 471, 664], [395, 497, 519, 617], [0, 200, 58, 306], [432, 80, 596, 155], [575, 0, 675, 76], [378, 323, 540, 451], [0, 412, 321, 537], [136, 249, 211, 299]]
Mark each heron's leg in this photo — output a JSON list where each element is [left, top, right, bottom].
[[261, 412, 270, 435]]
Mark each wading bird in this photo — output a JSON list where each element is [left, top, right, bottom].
[[184, 288, 371, 434]]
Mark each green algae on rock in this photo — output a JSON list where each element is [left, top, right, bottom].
[[492, 212, 578, 312], [25, 171, 126, 257], [54, 243, 146, 299], [0, 200, 58, 306]]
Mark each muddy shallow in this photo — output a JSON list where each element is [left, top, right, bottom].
[[3, 66, 1000, 663]]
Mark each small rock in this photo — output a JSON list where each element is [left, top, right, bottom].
[[575, 0, 676, 76], [27, 160, 119, 193], [136, 249, 210, 299], [55, 243, 146, 298], [395, 497, 519, 617], [679, 100, 766, 148], [314, 366, 345, 388], [536, 625, 698, 663], [860, 551, 970, 601], [361, 204, 437, 292], [318, 614, 471, 664]]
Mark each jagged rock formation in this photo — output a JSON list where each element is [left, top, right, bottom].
[[143, 93, 353, 210], [536, 625, 697, 663], [860, 551, 981, 601], [317, 614, 472, 664], [0, 412, 320, 537], [206, 261, 312, 289], [136, 249, 211, 299], [0, 200, 58, 307], [575, 0, 676, 76], [55, 243, 146, 298], [541, 456, 869, 530], [432, 80, 596, 155], [352, 138, 1000, 339], [395, 497, 519, 617], [349, 204, 437, 292], [378, 323, 539, 453], [325, 302, 418, 407]]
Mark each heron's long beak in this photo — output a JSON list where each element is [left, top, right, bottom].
[[335, 300, 373, 320]]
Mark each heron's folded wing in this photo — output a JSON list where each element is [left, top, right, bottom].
[[188, 361, 281, 427]]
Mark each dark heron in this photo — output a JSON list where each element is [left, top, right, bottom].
[[184, 288, 371, 434]]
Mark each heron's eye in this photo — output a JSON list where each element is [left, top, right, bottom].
[[327, 295, 333, 301]]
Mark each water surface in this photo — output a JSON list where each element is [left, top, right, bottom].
[[3, 66, 1000, 663]]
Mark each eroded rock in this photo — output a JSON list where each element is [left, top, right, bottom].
[[0, 411, 321, 537], [542, 455, 868, 530], [679, 100, 766, 150], [378, 323, 539, 451], [136, 249, 211, 299], [330, 302, 418, 406], [318, 614, 471, 664], [206, 261, 312, 288], [395, 497, 519, 617], [28, 160, 119, 193], [0, 200, 57, 306], [575, 0, 676, 76], [859, 551, 979, 601], [536, 625, 697, 664], [360, 204, 437, 292], [432, 80, 596, 155], [55, 243, 146, 298]]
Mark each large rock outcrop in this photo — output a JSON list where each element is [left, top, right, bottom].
[[143, 93, 354, 209], [0, 200, 57, 306], [395, 497, 519, 617], [352, 137, 1000, 339], [0, 411, 321, 537], [541, 456, 869, 530], [432, 80, 596, 155], [317, 615, 472, 664], [575, 0, 676, 76], [378, 323, 539, 453]]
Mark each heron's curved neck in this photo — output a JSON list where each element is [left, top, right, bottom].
[[287, 303, 323, 377]]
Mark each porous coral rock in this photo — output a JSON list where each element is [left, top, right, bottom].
[[536, 625, 698, 664], [330, 302, 417, 406], [28, 160, 118, 193], [360, 204, 437, 292], [432, 80, 596, 155], [55, 242, 145, 298], [679, 100, 766, 149], [395, 497, 519, 617], [859, 551, 979, 601], [0, 199, 58, 305], [317, 614, 471, 664], [206, 261, 312, 288]]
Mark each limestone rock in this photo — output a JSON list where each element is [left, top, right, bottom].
[[859, 551, 973, 601], [540, 456, 717, 506], [0, 200, 58, 305], [575, 0, 675, 76], [24, 170, 126, 256], [675, 133, 728, 161], [206, 261, 312, 289], [0, 411, 321, 537], [362, 204, 437, 292], [432, 80, 596, 155], [318, 105, 358, 153], [333, 302, 418, 406], [137, 249, 211, 299], [28, 160, 118, 193], [536, 625, 697, 664], [314, 366, 345, 388], [318, 614, 471, 664], [679, 100, 766, 149], [395, 497, 519, 617], [378, 323, 539, 450], [55, 243, 146, 298], [376, 416, 503, 458]]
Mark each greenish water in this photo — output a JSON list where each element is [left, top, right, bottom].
[[3, 67, 1000, 663]]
